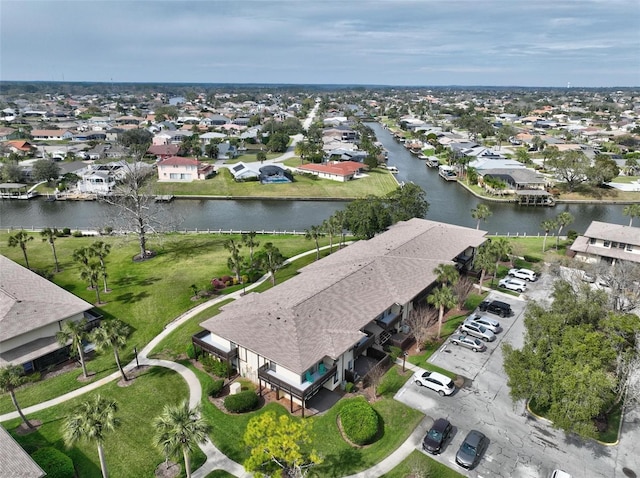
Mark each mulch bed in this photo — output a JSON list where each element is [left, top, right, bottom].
[[117, 365, 150, 387], [14, 420, 42, 435], [155, 461, 181, 478]]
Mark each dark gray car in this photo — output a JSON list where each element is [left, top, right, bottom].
[[455, 429, 488, 469]]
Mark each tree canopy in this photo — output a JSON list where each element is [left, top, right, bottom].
[[32, 159, 61, 183], [503, 281, 640, 438]]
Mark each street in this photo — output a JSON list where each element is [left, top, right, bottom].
[[394, 274, 640, 478]]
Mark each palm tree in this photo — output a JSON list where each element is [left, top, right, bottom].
[[489, 237, 513, 281], [73, 246, 96, 289], [91, 320, 131, 382], [0, 365, 34, 429], [223, 239, 243, 283], [40, 228, 60, 272], [540, 219, 556, 253], [90, 241, 111, 293], [555, 212, 574, 250], [473, 243, 495, 293], [241, 231, 260, 265], [433, 263, 459, 286], [322, 216, 340, 254], [153, 400, 210, 478], [332, 211, 347, 249], [8, 230, 33, 269], [256, 242, 285, 285], [63, 394, 119, 478], [622, 204, 640, 227], [470, 204, 492, 230], [57, 319, 90, 379], [427, 285, 457, 339], [305, 225, 324, 260]]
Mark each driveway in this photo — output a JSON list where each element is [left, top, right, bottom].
[[395, 279, 640, 478]]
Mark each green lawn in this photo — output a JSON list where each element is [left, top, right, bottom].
[[610, 175, 640, 184], [0, 232, 328, 414], [189, 363, 423, 476], [380, 449, 464, 478], [3, 366, 196, 478], [153, 166, 398, 198]]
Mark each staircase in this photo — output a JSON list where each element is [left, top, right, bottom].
[[377, 330, 392, 346]]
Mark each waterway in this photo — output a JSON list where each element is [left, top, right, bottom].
[[0, 123, 631, 235]]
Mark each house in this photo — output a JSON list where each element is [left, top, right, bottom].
[[147, 143, 180, 161], [157, 156, 215, 182], [297, 161, 364, 182], [227, 162, 260, 181], [0, 127, 19, 141], [479, 168, 547, 192], [194, 219, 486, 416], [570, 221, 640, 265], [0, 426, 45, 478], [3, 140, 36, 156], [259, 165, 293, 184], [30, 129, 74, 141], [0, 255, 99, 373]]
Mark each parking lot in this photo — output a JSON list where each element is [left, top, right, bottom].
[[394, 275, 640, 478]]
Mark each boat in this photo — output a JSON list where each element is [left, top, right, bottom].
[[438, 165, 457, 181], [425, 156, 440, 168], [387, 166, 399, 174]]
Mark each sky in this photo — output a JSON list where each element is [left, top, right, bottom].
[[1, 0, 639, 87]]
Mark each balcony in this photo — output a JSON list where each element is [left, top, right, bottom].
[[353, 333, 376, 358], [258, 362, 338, 417], [192, 330, 238, 361]]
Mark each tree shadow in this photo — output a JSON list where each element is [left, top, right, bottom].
[[114, 291, 150, 304], [321, 446, 365, 477], [160, 237, 229, 261]]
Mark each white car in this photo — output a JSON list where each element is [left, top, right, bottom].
[[413, 370, 455, 396], [508, 268, 538, 281], [499, 277, 528, 293], [465, 314, 503, 333]]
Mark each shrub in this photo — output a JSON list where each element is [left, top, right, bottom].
[[62, 227, 71, 236], [207, 378, 225, 397], [345, 382, 355, 393], [224, 390, 259, 413], [522, 254, 542, 264], [211, 278, 226, 290], [340, 399, 380, 445], [388, 346, 402, 361], [566, 230, 578, 242], [31, 447, 74, 478], [200, 354, 229, 377], [72, 230, 83, 237], [186, 344, 196, 360]]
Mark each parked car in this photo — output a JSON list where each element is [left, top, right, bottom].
[[478, 299, 513, 317], [422, 417, 452, 454], [460, 321, 496, 342], [413, 370, 455, 396], [498, 277, 527, 292], [465, 314, 503, 333], [450, 334, 487, 352], [455, 429, 488, 469], [508, 268, 538, 281], [550, 470, 572, 478]]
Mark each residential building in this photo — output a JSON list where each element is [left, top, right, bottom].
[[0, 426, 45, 478], [0, 255, 99, 373], [30, 129, 74, 141], [195, 219, 486, 416], [570, 221, 640, 265], [157, 156, 214, 181], [297, 161, 364, 182]]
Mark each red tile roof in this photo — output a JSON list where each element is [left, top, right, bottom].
[[298, 161, 363, 176], [158, 156, 199, 166]]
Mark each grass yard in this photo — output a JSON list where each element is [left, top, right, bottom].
[[380, 449, 464, 478], [3, 366, 196, 478], [0, 231, 328, 414], [188, 363, 423, 476], [153, 166, 399, 198]]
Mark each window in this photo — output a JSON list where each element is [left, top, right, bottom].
[[603, 241, 611, 248], [619, 243, 626, 249], [612, 242, 618, 248], [627, 245, 633, 252]]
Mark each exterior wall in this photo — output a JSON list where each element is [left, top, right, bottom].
[[158, 164, 197, 182], [77, 176, 115, 193], [1, 313, 84, 355], [576, 237, 640, 265]]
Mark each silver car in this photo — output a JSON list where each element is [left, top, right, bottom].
[[450, 334, 487, 352], [465, 314, 503, 334], [460, 321, 496, 342]]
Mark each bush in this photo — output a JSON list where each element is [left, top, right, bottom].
[[208, 379, 225, 397], [388, 346, 402, 361], [72, 230, 83, 237], [224, 390, 259, 413], [31, 447, 74, 478], [522, 255, 542, 263], [566, 230, 578, 241], [186, 344, 196, 360], [345, 382, 355, 393], [340, 399, 380, 445], [200, 354, 229, 377], [62, 227, 71, 236]]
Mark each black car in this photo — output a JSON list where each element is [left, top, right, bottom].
[[478, 299, 513, 317], [422, 418, 452, 454], [455, 429, 488, 469]]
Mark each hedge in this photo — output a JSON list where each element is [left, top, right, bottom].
[[208, 379, 225, 397], [201, 354, 230, 377], [340, 399, 380, 445], [31, 447, 75, 478], [224, 390, 259, 413]]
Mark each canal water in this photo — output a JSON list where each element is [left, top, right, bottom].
[[0, 123, 631, 235]]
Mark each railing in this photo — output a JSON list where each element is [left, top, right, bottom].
[[192, 330, 238, 361], [353, 334, 376, 357], [258, 362, 338, 401]]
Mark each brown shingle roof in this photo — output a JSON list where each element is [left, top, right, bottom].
[[201, 219, 486, 374], [0, 255, 94, 343], [0, 426, 45, 478]]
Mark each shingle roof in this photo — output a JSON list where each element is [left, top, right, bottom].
[[581, 221, 640, 246], [0, 255, 94, 342], [0, 426, 45, 478], [201, 219, 486, 374]]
